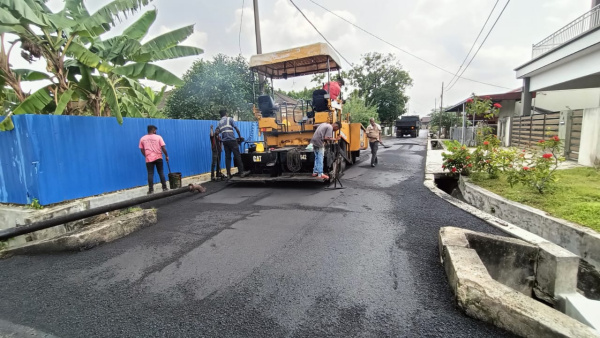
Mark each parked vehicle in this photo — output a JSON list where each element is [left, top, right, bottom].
[[396, 115, 420, 138]]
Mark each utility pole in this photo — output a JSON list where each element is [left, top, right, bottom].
[[253, 0, 265, 93], [434, 98, 437, 138], [439, 82, 444, 138]]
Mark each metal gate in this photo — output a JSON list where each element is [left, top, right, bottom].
[[565, 110, 583, 161], [510, 112, 561, 148]]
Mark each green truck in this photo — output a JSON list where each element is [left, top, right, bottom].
[[395, 115, 420, 138]]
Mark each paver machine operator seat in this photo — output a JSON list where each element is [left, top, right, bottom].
[[309, 89, 328, 119], [258, 95, 279, 118]]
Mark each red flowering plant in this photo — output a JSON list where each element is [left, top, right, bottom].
[[465, 94, 501, 146], [471, 134, 502, 178], [441, 140, 472, 175], [506, 135, 565, 193]]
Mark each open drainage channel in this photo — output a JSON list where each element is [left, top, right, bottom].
[[440, 227, 600, 335], [434, 174, 466, 202], [435, 174, 600, 332]]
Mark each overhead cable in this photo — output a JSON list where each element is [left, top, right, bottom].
[[289, 0, 354, 67], [445, 0, 500, 89], [307, 0, 510, 90], [239, 0, 245, 55], [445, 0, 511, 92]]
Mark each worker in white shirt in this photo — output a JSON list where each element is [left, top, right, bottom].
[[366, 118, 382, 167]]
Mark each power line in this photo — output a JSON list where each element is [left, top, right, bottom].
[[239, 0, 245, 55], [289, 0, 353, 67], [445, 0, 499, 89], [307, 0, 510, 90], [445, 0, 511, 92]]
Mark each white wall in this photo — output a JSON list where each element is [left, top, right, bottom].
[[535, 88, 600, 111], [579, 108, 600, 166], [515, 88, 600, 114]]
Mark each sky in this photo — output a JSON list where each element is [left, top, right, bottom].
[[10, 0, 594, 116]]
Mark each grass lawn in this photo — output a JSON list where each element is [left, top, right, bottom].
[[470, 167, 600, 232]]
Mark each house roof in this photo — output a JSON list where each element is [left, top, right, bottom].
[[420, 116, 431, 123], [445, 88, 536, 112], [273, 92, 299, 105]]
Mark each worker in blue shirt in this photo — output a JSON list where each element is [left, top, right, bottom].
[[216, 109, 248, 179]]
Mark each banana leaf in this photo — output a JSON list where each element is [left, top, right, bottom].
[[54, 89, 74, 115], [65, 42, 101, 68], [13, 86, 52, 115], [112, 63, 183, 86], [136, 45, 203, 62], [12, 69, 51, 81], [93, 36, 141, 61], [140, 25, 193, 53], [0, 0, 47, 26], [82, 0, 152, 36], [0, 114, 14, 131], [0, 7, 20, 25], [122, 96, 143, 117], [122, 9, 156, 41], [96, 76, 122, 124]]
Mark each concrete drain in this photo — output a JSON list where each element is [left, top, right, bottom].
[[433, 175, 465, 201], [439, 227, 600, 337]]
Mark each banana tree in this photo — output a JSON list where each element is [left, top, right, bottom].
[[0, 0, 203, 130]]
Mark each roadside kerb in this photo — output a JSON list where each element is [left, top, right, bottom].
[[459, 175, 600, 271], [424, 137, 581, 303], [0, 170, 226, 247], [439, 226, 600, 338], [0, 209, 157, 258]]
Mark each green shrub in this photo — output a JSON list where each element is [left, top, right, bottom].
[[506, 135, 565, 194], [441, 140, 472, 175]]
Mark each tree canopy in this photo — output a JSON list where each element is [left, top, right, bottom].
[[0, 0, 203, 131], [344, 92, 379, 127], [347, 53, 412, 124], [165, 54, 254, 121], [428, 110, 464, 132]]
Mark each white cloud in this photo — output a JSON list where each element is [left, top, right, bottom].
[[4, 0, 596, 113]]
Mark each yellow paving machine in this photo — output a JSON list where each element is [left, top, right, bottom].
[[232, 43, 369, 183]]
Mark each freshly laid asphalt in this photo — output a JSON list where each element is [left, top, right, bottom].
[[0, 130, 514, 337]]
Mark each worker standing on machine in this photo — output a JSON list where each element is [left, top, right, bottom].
[[323, 77, 344, 101]]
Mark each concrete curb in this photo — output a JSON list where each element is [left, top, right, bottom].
[[459, 175, 600, 271], [0, 319, 59, 338], [439, 227, 600, 338], [0, 209, 157, 258], [423, 138, 584, 274], [0, 170, 222, 247]]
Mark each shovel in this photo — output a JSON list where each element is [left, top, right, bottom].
[[379, 140, 391, 148]]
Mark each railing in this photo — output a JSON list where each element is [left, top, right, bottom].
[[532, 4, 600, 58]]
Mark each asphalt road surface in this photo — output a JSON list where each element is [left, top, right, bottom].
[[0, 129, 514, 337]]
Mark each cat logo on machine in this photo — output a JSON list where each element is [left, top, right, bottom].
[[300, 154, 307, 161], [253, 155, 262, 162]]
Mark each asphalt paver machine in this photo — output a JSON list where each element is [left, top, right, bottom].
[[231, 43, 369, 183]]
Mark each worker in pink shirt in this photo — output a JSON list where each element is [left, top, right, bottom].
[[139, 125, 169, 194]]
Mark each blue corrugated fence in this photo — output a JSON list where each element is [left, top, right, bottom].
[[0, 115, 260, 205]]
